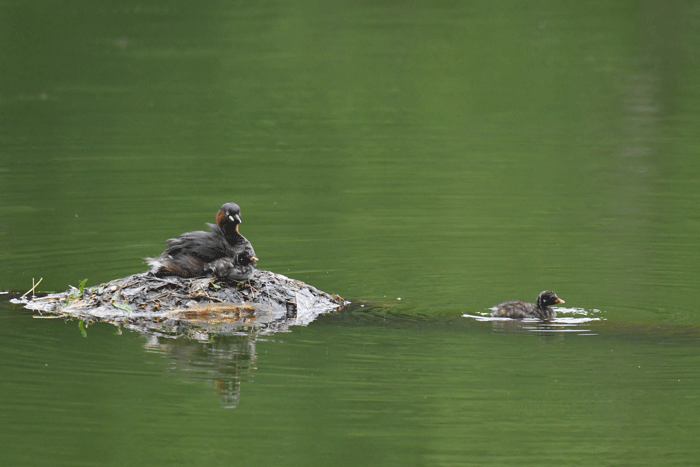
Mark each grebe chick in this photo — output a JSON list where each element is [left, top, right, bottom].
[[490, 290, 565, 319]]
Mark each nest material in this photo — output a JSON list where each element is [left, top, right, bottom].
[[20, 270, 346, 336]]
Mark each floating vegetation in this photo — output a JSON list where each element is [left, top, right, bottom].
[[14, 270, 346, 337]]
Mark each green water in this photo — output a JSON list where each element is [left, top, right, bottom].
[[2, 1, 700, 465]]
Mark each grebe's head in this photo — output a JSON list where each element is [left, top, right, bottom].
[[536, 290, 565, 308], [216, 202, 242, 230]]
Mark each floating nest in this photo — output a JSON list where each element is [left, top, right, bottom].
[[16, 270, 346, 337]]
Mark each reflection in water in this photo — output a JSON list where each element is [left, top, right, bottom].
[[462, 307, 604, 336], [142, 332, 258, 409]]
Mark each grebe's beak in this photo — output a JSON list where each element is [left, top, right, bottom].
[[228, 213, 242, 223]]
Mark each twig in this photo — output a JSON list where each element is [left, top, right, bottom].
[[33, 294, 63, 301], [148, 276, 184, 287], [21, 278, 43, 299]]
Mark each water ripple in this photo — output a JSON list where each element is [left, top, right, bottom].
[[462, 307, 605, 335]]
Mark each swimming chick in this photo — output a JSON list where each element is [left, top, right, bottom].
[[490, 290, 565, 319], [146, 202, 258, 281]]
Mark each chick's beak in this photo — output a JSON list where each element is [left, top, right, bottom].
[[555, 298, 565, 304], [251, 257, 259, 262]]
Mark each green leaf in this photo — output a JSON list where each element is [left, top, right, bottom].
[[78, 320, 87, 338], [66, 278, 88, 306], [78, 279, 88, 295]]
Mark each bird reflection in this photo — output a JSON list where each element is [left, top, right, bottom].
[[143, 332, 257, 409]]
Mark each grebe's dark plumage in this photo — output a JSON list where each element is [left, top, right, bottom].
[[146, 202, 259, 281], [490, 290, 565, 319]]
